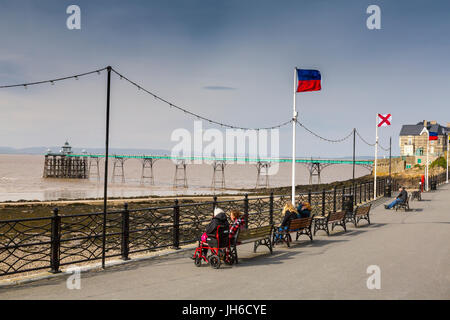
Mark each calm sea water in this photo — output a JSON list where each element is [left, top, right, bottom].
[[0, 154, 369, 201]]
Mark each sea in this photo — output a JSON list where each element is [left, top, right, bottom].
[[0, 154, 369, 202]]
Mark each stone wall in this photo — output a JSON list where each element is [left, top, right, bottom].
[[376, 157, 405, 175]]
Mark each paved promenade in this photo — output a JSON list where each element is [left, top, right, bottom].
[[1, 185, 449, 299]]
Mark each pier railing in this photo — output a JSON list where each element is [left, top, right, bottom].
[[1, 174, 446, 277]]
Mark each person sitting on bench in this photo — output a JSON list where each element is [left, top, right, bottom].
[[385, 187, 408, 210], [297, 202, 312, 218], [228, 209, 245, 243], [274, 203, 298, 241]]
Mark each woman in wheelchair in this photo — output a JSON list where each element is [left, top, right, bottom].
[[192, 207, 233, 268]]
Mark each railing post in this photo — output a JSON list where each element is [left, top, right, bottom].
[[322, 189, 326, 216], [213, 195, 218, 216], [172, 199, 180, 250], [359, 182, 362, 204], [269, 192, 274, 225], [342, 186, 346, 211], [121, 203, 130, 261], [308, 190, 312, 205], [333, 186, 337, 212], [244, 194, 249, 228], [50, 208, 61, 274], [363, 182, 366, 202]]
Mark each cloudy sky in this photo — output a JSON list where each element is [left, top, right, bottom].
[[0, 0, 449, 158]]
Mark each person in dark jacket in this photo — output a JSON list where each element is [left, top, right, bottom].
[[205, 207, 230, 235], [193, 207, 230, 259], [385, 187, 408, 209], [296, 202, 312, 218], [205, 207, 230, 248], [274, 203, 298, 241]]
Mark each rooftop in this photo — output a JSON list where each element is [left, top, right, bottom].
[[400, 121, 449, 136]]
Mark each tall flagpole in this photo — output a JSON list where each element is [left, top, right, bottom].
[[426, 128, 429, 191], [447, 132, 449, 184], [291, 67, 298, 205], [374, 114, 378, 199]]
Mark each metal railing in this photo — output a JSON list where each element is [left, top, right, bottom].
[[3, 175, 442, 277]]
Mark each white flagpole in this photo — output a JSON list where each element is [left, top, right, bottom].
[[426, 128, 429, 191], [291, 67, 298, 205], [374, 114, 378, 198], [447, 133, 449, 184]]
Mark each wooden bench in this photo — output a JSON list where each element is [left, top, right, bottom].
[[395, 194, 410, 211], [231, 224, 273, 264], [273, 217, 313, 247], [313, 211, 346, 236], [348, 204, 372, 227]]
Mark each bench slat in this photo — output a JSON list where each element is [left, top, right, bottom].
[[237, 225, 272, 242], [288, 218, 312, 231]]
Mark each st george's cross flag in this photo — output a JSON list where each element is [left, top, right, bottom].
[[296, 69, 321, 92], [377, 114, 392, 127]]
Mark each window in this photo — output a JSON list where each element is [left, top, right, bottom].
[[416, 148, 424, 156]]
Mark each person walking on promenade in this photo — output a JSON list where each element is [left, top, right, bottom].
[[385, 187, 408, 210]]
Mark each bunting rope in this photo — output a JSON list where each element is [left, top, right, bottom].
[[356, 130, 390, 151], [110, 68, 292, 131], [0, 67, 107, 89], [0, 65, 391, 150], [296, 121, 354, 143]]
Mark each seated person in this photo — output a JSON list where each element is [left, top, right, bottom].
[[204, 207, 230, 247], [297, 202, 312, 218], [385, 187, 408, 210], [194, 207, 230, 259], [228, 209, 245, 243], [274, 203, 298, 240]]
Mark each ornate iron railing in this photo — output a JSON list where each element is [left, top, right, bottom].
[[3, 175, 444, 277]]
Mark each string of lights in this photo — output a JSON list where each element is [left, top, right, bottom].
[[0, 67, 107, 89], [110, 68, 292, 131], [355, 129, 376, 146], [356, 129, 390, 151], [296, 121, 391, 151], [296, 120, 354, 143], [0, 65, 393, 150]]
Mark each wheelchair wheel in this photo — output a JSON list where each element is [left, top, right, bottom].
[[224, 253, 234, 266], [194, 256, 202, 267], [209, 255, 221, 269]]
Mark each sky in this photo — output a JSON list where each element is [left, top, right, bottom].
[[0, 0, 449, 158]]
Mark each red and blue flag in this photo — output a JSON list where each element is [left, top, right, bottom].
[[429, 131, 438, 141], [296, 69, 321, 92]]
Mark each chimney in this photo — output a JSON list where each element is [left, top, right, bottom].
[[447, 122, 450, 128], [423, 120, 428, 127], [430, 120, 437, 125]]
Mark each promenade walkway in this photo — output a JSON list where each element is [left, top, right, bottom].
[[1, 185, 449, 300]]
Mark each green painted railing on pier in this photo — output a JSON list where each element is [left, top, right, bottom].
[[65, 154, 374, 165]]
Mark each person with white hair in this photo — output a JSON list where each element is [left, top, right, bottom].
[[205, 207, 229, 236]]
